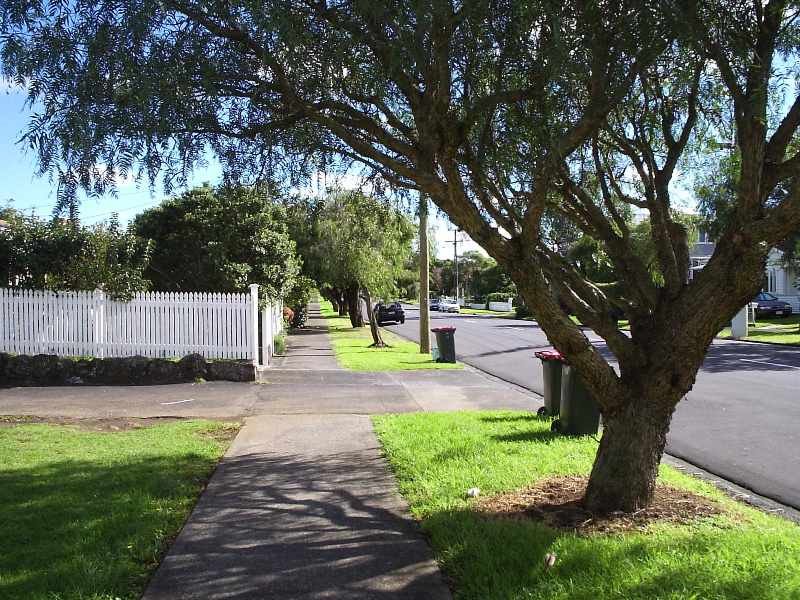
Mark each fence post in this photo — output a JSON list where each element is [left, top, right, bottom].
[[249, 284, 260, 367], [262, 302, 272, 365], [93, 289, 106, 358], [731, 305, 749, 339]]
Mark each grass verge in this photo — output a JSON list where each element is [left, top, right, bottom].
[[718, 315, 800, 345], [319, 300, 462, 371], [0, 419, 239, 600], [373, 411, 800, 599], [459, 308, 516, 317]]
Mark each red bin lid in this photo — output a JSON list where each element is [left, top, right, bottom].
[[431, 326, 457, 333], [534, 349, 566, 362]]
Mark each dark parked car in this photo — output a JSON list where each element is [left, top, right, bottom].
[[429, 298, 441, 311], [752, 292, 793, 318], [376, 302, 406, 325]]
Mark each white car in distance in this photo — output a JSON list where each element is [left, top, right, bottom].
[[439, 298, 460, 313]]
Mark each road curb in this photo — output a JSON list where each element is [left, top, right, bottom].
[[663, 453, 800, 523]]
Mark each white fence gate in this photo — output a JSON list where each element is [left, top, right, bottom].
[[0, 285, 281, 365]]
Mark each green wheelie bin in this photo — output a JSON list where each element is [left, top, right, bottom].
[[551, 364, 601, 435], [431, 326, 457, 363], [534, 349, 566, 416]]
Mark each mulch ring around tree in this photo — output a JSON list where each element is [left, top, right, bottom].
[[473, 475, 724, 534]]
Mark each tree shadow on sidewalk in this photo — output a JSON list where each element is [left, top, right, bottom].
[[145, 449, 450, 599]]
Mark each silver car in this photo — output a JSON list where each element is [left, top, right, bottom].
[[439, 299, 460, 313]]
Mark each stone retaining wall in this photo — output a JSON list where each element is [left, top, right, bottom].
[[0, 353, 255, 386]]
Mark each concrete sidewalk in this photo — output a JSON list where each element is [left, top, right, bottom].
[[143, 303, 455, 599], [270, 304, 339, 369], [143, 414, 450, 599]]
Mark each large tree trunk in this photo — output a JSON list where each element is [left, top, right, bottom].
[[326, 288, 340, 314], [361, 288, 387, 347], [346, 285, 363, 327], [584, 396, 676, 513], [329, 287, 347, 316]]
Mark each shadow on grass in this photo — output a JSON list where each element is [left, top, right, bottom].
[[423, 508, 796, 600], [0, 452, 218, 600]]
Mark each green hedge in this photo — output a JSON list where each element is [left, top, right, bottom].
[[486, 292, 511, 303]]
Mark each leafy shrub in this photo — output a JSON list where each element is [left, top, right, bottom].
[[273, 334, 286, 355], [291, 306, 307, 328], [515, 304, 532, 319]]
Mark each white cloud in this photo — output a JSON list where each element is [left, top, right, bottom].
[[430, 213, 486, 260], [95, 163, 138, 189]]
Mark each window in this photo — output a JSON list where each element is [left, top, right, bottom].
[[764, 269, 778, 294]]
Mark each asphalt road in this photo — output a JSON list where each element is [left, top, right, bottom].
[[386, 306, 800, 511]]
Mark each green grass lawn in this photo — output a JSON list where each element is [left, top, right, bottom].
[[319, 301, 462, 371], [718, 314, 800, 345], [373, 411, 800, 599], [0, 419, 238, 600]]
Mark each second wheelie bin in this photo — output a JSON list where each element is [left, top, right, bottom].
[[551, 364, 601, 435]]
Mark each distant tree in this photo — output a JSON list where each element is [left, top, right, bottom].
[[469, 262, 517, 302], [133, 185, 300, 299], [459, 251, 494, 295], [310, 191, 414, 345], [0, 207, 150, 299]]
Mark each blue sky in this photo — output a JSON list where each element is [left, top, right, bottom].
[[0, 86, 222, 224], [0, 83, 486, 258]]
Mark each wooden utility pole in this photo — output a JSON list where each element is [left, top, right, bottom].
[[419, 194, 431, 353], [453, 228, 459, 303], [445, 228, 463, 304]]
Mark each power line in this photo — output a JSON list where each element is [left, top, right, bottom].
[[445, 228, 465, 301], [81, 198, 162, 222]]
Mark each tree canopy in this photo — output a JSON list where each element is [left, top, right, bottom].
[[132, 184, 300, 299], [4, 0, 800, 513]]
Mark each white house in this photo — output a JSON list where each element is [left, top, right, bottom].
[[690, 233, 800, 312], [765, 248, 800, 312]]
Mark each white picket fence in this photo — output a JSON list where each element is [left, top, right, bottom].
[[0, 285, 282, 365], [468, 299, 514, 311], [489, 299, 514, 312]]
